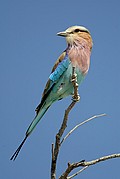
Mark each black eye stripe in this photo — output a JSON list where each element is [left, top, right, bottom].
[[74, 29, 80, 32], [74, 29, 89, 33], [69, 29, 89, 34], [80, 30, 89, 33]]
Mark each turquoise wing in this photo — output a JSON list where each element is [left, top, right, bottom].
[[35, 51, 71, 114]]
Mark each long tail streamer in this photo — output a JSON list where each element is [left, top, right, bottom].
[[10, 135, 28, 161]]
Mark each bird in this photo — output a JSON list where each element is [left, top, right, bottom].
[[10, 25, 93, 160]]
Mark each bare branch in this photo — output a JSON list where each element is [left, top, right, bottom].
[[52, 143, 54, 161], [81, 153, 120, 166], [59, 153, 120, 179], [59, 160, 86, 179], [51, 67, 80, 179], [51, 101, 76, 179], [60, 113, 106, 145], [67, 166, 88, 179]]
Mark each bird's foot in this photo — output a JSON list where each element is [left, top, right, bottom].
[[71, 66, 80, 102], [72, 93, 80, 102], [71, 73, 77, 83]]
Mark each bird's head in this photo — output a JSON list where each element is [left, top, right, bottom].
[[57, 26, 93, 49]]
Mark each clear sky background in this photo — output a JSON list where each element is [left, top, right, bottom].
[[0, 0, 120, 179]]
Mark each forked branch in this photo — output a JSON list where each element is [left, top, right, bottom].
[[59, 153, 120, 179], [51, 67, 119, 179]]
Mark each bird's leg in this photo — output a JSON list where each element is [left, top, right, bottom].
[[71, 67, 80, 102]]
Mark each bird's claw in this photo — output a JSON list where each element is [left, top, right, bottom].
[[72, 94, 80, 102], [71, 74, 77, 82]]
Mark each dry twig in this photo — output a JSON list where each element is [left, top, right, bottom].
[[59, 153, 120, 179], [60, 113, 106, 145]]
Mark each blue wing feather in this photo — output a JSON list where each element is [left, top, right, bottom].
[[49, 55, 70, 82]]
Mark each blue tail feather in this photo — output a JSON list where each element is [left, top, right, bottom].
[[10, 105, 50, 161], [26, 105, 50, 136]]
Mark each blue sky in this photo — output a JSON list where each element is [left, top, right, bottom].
[[0, 0, 120, 179]]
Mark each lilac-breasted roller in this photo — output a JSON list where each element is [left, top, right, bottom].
[[10, 26, 93, 160]]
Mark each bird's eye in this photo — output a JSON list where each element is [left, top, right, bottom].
[[74, 29, 80, 33]]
